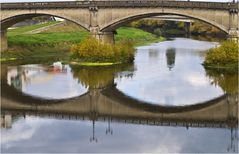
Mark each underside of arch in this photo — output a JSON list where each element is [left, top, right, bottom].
[[100, 12, 229, 34], [1, 13, 90, 31]]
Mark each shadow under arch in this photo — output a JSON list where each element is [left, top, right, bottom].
[[101, 84, 228, 114], [1, 13, 90, 31], [100, 12, 228, 34]]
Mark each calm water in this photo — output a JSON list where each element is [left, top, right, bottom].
[[1, 38, 238, 153]]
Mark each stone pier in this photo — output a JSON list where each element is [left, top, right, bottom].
[[228, 29, 239, 43], [92, 32, 115, 44], [0, 30, 8, 52]]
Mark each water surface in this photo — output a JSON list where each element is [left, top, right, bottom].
[[1, 38, 238, 153]]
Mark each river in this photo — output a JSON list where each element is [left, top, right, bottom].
[[1, 38, 238, 153]]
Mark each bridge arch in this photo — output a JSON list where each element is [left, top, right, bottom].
[[100, 12, 229, 34], [0, 12, 90, 51], [1, 13, 90, 31]]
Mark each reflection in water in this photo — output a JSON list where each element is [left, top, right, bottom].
[[115, 38, 224, 106], [148, 49, 159, 59], [6, 63, 134, 99], [7, 64, 88, 99], [1, 38, 238, 153], [1, 91, 238, 152], [205, 69, 238, 94], [71, 64, 134, 89], [166, 48, 176, 70]]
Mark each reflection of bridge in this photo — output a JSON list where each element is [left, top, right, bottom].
[[1, 81, 238, 129], [1, 0, 238, 51]]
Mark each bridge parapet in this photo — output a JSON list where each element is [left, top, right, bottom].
[[1, 1, 238, 10]]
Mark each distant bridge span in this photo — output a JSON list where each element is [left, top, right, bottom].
[[1, 0, 239, 51]]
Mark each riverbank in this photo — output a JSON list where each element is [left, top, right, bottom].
[[1, 22, 165, 63]]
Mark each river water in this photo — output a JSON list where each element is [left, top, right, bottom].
[[1, 38, 238, 153]]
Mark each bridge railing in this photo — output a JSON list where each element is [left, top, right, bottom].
[[1, 1, 238, 10]]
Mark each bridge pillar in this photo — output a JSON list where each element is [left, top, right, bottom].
[[88, 6, 114, 44], [228, 29, 239, 43], [90, 27, 115, 44], [95, 32, 115, 44], [1, 30, 8, 52], [228, 8, 238, 43], [184, 22, 191, 38]]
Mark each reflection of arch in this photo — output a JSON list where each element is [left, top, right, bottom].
[[1, 79, 90, 106], [101, 85, 228, 113], [2, 78, 228, 114], [1, 13, 90, 31], [3, 80, 236, 130], [101, 12, 228, 34]]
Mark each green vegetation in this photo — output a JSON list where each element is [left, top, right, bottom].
[[2, 21, 164, 62], [2, 22, 88, 62], [129, 19, 226, 38], [7, 22, 163, 48], [41, 21, 85, 33], [0, 57, 17, 62], [2, 46, 70, 63], [70, 37, 135, 63], [70, 62, 116, 66], [190, 21, 225, 36], [7, 21, 89, 48], [115, 27, 165, 45], [8, 31, 89, 47], [8, 21, 60, 35], [203, 41, 238, 71]]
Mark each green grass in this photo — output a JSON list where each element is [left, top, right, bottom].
[[8, 21, 60, 35], [2, 22, 165, 62], [42, 21, 85, 33], [1, 47, 70, 60], [8, 26, 161, 47], [8, 31, 89, 47], [116, 27, 165, 45], [0, 57, 17, 62]]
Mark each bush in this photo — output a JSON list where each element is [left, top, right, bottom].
[[204, 41, 238, 67], [70, 37, 135, 63]]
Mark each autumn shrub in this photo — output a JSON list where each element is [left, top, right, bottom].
[[204, 41, 238, 68], [70, 37, 135, 63]]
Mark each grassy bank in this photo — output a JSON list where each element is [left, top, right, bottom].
[[8, 31, 89, 47], [7, 25, 162, 47], [8, 21, 60, 35], [2, 22, 165, 62], [116, 27, 165, 45]]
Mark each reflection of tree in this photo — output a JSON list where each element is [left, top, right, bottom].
[[71, 64, 134, 89], [205, 69, 238, 94], [166, 48, 176, 70]]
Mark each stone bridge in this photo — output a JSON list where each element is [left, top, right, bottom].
[[1, 0, 239, 51], [1, 81, 238, 129]]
